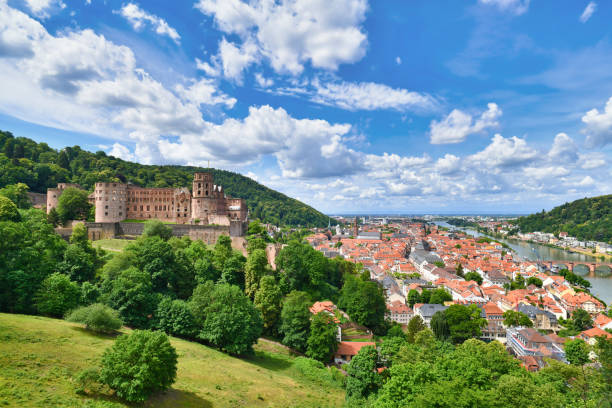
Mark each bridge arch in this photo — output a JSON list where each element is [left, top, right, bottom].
[[594, 264, 612, 277], [573, 264, 590, 276]]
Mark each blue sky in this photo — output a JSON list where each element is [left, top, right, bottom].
[[0, 0, 611, 214]]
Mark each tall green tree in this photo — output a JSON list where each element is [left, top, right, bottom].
[[571, 309, 594, 332], [406, 316, 426, 344], [503, 310, 533, 327], [338, 275, 387, 334], [306, 312, 339, 363], [0, 195, 20, 222], [190, 283, 263, 355], [0, 183, 31, 208], [279, 290, 312, 352], [245, 248, 268, 298], [345, 345, 380, 401], [444, 304, 487, 344], [431, 310, 450, 341], [254, 275, 283, 336], [35, 272, 81, 317]]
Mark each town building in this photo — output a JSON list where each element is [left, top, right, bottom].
[[413, 303, 448, 327], [387, 301, 413, 325], [334, 341, 376, 365], [506, 327, 566, 363]]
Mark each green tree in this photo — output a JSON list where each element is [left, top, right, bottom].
[[66, 303, 122, 333], [464, 271, 483, 285], [594, 337, 612, 407], [526, 276, 543, 288], [572, 309, 594, 332], [47, 207, 59, 226], [99, 330, 177, 402], [0, 182, 31, 208], [338, 275, 387, 335], [245, 248, 268, 298], [386, 323, 406, 339], [431, 310, 450, 341], [58, 243, 96, 283], [345, 345, 380, 401], [142, 219, 173, 240], [444, 304, 487, 344], [565, 339, 591, 408], [191, 283, 263, 355], [0, 195, 20, 222], [279, 290, 312, 352], [213, 235, 233, 270], [35, 272, 81, 317], [455, 263, 464, 277], [101, 266, 157, 329], [254, 275, 283, 335], [220, 253, 246, 290], [307, 312, 339, 363], [154, 297, 198, 340], [429, 288, 452, 305], [56, 187, 90, 224], [127, 236, 177, 294], [407, 289, 420, 307], [503, 310, 533, 327], [406, 315, 426, 344]]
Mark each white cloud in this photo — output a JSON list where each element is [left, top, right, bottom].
[[579, 2, 597, 23], [310, 80, 437, 112], [582, 96, 612, 147], [548, 132, 578, 163], [469, 133, 536, 169], [174, 77, 236, 108], [24, 0, 64, 18], [254, 72, 273, 88], [395, 56, 401, 65], [118, 3, 180, 44], [195, 0, 368, 75], [430, 102, 502, 144], [109, 143, 135, 161], [435, 154, 461, 174], [478, 0, 530, 15]]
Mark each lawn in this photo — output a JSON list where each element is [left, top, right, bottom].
[[91, 239, 132, 252], [0, 313, 344, 408]]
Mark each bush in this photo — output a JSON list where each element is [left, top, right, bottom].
[[74, 368, 106, 395], [35, 273, 81, 317], [143, 220, 172, 240], [66, 303, 123, 334], [293, 357, 345, 387], [99, 330, 178, 402]]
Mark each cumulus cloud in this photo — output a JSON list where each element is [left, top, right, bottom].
[[469, 133, 536, 169], [579, 2, 597, 23], [109, 143, 135, 161], [118, 3, 181, 44], [478, 0, 530, 15], [548, 132, 578, 163], [430, 103, 502, 144], [23, 0, 64, 18], [195, 0, 368, 75], [582, 96, 612, 148]]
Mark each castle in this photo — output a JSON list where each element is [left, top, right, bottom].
[[47, 172, 248, 227]]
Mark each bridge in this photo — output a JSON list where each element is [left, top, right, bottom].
[[540, 260, 612, 277]]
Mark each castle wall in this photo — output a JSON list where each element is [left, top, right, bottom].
[[46, 183, 82, 213]]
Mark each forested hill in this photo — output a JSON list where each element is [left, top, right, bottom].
[[514, 195, 612, 243], [0, 130, 332, 227]]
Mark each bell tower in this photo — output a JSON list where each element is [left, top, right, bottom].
[[193, 172, 213, 198]]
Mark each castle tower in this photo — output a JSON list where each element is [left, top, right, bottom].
[[94, 182, 127, 222], [191, 172, 215, 224]]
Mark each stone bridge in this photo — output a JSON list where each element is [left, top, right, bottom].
[[542, 260, 612, 276]]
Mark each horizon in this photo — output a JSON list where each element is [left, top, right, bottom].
[[1, 0, 611, 214]]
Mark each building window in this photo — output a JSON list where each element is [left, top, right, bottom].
[[105, 212, 108, 216], [105, 205, 108, 209]]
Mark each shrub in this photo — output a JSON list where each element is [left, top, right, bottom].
[[74, 368, 106, 395], [35, 272, 81, 317], [99, 330, 178, 402], [66, 303, 123, 334], [143, 220, 172, 240]]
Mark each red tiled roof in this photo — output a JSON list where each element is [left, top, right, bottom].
[[335, 341, 376, 356]]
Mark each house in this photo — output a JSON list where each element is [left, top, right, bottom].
[[334, 341, 376, 365], [593, 313, 612, 330], [413, 303, 448, 327], [578, 327, 612, 345], [387, 301, 413, 325], [310, 301, 343, 341], [517, 304, 559, 332], [506, 327, 566, 363], [480, 302, 506, 343]]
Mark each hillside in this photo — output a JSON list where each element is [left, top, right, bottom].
[[0, 130, 332, 227], [514, 195, 612, 243], [0, 313, 344, 408]]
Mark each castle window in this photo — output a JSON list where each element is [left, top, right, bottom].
[[105, 212, 108, 216], [119, 212, 122, 216], [198, 191, 201, 195], [146, 205, 150, 211], [198, 183, 201, 188], [105, 205, 108, 209]]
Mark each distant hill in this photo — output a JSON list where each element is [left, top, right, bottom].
[[0, 313, 344, 407], [0, 130, 333, 227], [514, 195, 612, 243]]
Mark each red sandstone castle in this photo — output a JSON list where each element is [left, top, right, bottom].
[[47, 172, 248, 226]]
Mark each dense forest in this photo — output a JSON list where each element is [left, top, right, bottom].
[[514, 195, 612, 243], [0, 130, 333, 227]]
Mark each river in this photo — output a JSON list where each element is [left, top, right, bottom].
[[434, 221, 612, 304]]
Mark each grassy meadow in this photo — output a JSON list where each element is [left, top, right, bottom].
[[0, 313, 344, 408]]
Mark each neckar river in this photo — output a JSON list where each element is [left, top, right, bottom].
[[434, 221, 612, 304]]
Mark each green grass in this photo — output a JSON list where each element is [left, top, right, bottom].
[[0, 313, 344, 408], [91, 239, 132, 252]]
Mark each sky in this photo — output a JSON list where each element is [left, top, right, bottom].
[[0, 0, 611, 215]]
